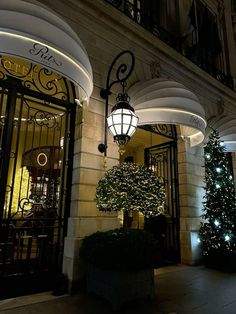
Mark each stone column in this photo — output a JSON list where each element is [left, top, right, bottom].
[[178, 137, 204, 265], [62, 96, 120, 292]]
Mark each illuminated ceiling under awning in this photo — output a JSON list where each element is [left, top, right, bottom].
[[128, 78, 207, 146], [0, 0, 93, 100]]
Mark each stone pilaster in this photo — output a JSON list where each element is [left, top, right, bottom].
[[178, 137, 204, 265], [62, 95, 120, 291]]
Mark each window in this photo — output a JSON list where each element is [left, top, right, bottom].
[[183, 0, 223, 75]]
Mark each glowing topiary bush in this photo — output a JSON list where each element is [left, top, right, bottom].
[[95, 162, 165, 217]]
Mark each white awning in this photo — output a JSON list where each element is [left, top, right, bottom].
[[212, 117, 236, 152], [205, 114, 236, 152], [128, 78, 206, 146], [0, 0, 93, 100]]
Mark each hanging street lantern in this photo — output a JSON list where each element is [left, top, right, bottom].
[[107, 93, 138, 147], [98, 50, 138, 155]]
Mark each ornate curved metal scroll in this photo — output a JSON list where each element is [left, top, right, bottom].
[[100, 50, 135, 99], [34, 110, 57, 129], [139, 124, 177, 140], [23, 68, 68, 100], [0, 56, 70, 100]]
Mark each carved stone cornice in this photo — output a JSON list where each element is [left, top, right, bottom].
[[150, 61, 161, 78]]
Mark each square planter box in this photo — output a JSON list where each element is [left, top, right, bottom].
[[86, 265, 155, 310], [204, 251, 236, 272]]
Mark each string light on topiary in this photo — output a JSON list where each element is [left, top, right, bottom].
[[215, 183, 220, 189], [95, 162, 166, 224], [229, 175, 233, 180], [216, 167, 221, 173], [197, 238, 201, 243], [214, 219, 220, 227], [205, 153, 210, 159]]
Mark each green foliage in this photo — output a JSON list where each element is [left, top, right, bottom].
[[199, 129, 236, 255], [80, 228, 162, 271], [95, 162, 165, 216]]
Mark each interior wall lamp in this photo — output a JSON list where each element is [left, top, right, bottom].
[[98, 50, 139, 155]]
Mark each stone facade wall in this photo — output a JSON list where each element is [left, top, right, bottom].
[[25, 0, 236, 285]]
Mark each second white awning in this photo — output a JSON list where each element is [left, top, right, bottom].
[[128, 78, 206, 146]]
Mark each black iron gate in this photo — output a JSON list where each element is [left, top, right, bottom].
[[145, 141, 180, 263], [0, 77, 75, 299]]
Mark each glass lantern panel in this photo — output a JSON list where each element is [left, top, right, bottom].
[[128, 125, 136, 136], [123, 113, 132, 124], [115, 109, 123, 114], [122, 124, 129, 134], [107, 115, 113, 127], [132, 115, 139, 126], [109, 125, 116, 136], [113, 113, 122, 124], [115, 124, 122, 135]]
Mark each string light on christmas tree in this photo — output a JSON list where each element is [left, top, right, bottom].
[[225, 235, 230, 241], [199, 129, 236, 258], [197, 237, 201, 243]]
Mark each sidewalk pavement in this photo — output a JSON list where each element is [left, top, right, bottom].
[[1, 264, 236, 314]]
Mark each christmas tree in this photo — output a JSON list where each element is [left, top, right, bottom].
[[199, 129, 236, 255]]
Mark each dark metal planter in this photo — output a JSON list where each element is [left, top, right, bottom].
[[87, 264, 155, 310], [204, 251, 236, 272]]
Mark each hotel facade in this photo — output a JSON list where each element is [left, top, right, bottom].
[[0, 0, 236, 296]]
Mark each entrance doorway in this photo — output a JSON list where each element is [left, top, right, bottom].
[[0, 56, 75, 298], [121, 124, 180, 263], [145, 140, 180, 263]]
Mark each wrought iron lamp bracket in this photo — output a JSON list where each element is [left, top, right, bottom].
[[98, 50, 135, 155]]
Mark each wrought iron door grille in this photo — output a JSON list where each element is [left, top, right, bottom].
[[145, 141, 180, 263], [0, 75, 75, 298]]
